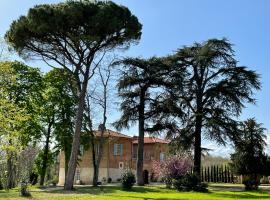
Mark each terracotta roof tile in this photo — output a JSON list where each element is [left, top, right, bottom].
[[132, 136, 169, 144], [94, 129, 132, 138]]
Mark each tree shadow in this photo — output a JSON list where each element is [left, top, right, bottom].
[[0, 190, 33, 199], [210, 184, 245, 192], [127, 186, 166, 193], [211, 190, 270, 199], [42, 185, 162, 195]]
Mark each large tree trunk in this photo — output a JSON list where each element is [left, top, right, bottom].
[[91, 137, 99, 187], [137, 89, 145, 186], [193, 70, 203, 182], [92, 126, 106, 186], [193, 113, 202, 182], [64, 74, 89, 190], [7, 153, 16, 189], [64, 148, 70, 178], [7, 139, 16, 189], [91, 72, 108, 187], [39, 120, 53, 186]]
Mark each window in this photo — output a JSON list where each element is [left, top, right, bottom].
[[119, 162, 124, 169], [144, 152, 150, 160], [75, 169, 80, 181], [113, 144, 123, 156], [95, 143, 99, 155], [160, 153, 165, 161], [132, 146, 137, 159], [80, 145, 84, 156]]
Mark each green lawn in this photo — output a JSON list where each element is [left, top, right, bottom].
[[1, 184, 270, 200]]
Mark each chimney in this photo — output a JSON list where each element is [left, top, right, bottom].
[[98, 124, 106, 131], [133, 136, 138, 140]]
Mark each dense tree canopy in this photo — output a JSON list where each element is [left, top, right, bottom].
[[0, 61, 43, 189], [114, 57, 172, 185], [161, 39, 261, 180], [230, 118, 269, 177], [5, 0, 142, 190]]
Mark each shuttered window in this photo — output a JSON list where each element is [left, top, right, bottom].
[[80, 145, 84, 156], [160, 152, 165, 161], [95, 143, 99, 155], [75, 169, 80, 181], [113, 144, 123, 156]]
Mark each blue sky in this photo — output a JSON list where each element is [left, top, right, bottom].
[[0, 0, 269, 157]]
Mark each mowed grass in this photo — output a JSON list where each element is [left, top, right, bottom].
[[1, 184, 270, 200]]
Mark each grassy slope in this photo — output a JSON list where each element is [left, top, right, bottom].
[[1, 184, 270, 200]]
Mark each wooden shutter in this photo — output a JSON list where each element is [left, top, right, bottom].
[[113, 144, 117, 155], [120, 144, 123, 155]]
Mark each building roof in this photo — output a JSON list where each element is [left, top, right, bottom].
[[132, 136, 169, 144], [93, 129, 169, 143], [94, 129, 132, 139]]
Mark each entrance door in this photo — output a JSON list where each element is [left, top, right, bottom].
[[143, 170, 149, 184]]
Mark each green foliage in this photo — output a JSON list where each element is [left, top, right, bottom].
[[201, 165, 234, 183], [121, 170, 136, 190], [0, 178, 3, 190], [202, 156, 230, 167], [230, 118, 268, 177], [34, 151, 54, 179], [43, 68, 76, 159], [173, 174, 208, 192], [0, 61, 43, 146], [114, 57, 173, 185], [242, 179, 259, 191], [156, 39, 261, 179], [29, 172, 38, 185], [167, 38, 261, 145], [5, 1, 142, 59], [0, 61, 43, 189], [5, 1, 142, 189], [45, 176, 58, 186], [114, 57, 172, 131], [20, 180, 31, 197]]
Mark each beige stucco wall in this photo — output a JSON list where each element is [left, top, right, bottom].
[[58, 167, 109, 185], [58, 167, 65, 185], [58, 167, 137, 185]]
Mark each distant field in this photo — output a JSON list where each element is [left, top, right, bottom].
[[1, 183, 270, 200]]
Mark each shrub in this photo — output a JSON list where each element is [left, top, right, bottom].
[[152, 154, 193, 188], [121, 170, 136, 190], [20, 180, 31, 197], [29, 172, 38, 185], [116, 178, 122, 182], [46, 176, 58, 186], [173, 174, 208, 192], [0, 179, 3, 190], [107, 177, 112, 183], [243, 179, 259, 190]]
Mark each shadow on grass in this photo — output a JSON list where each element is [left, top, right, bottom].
[[0, 189, 33, 199], [211, 191, 270, 199], [42, 185, 161, 195], [209, 184, 245, 192]]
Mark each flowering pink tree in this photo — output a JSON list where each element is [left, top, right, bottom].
[[152, 155, 193, 187]]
